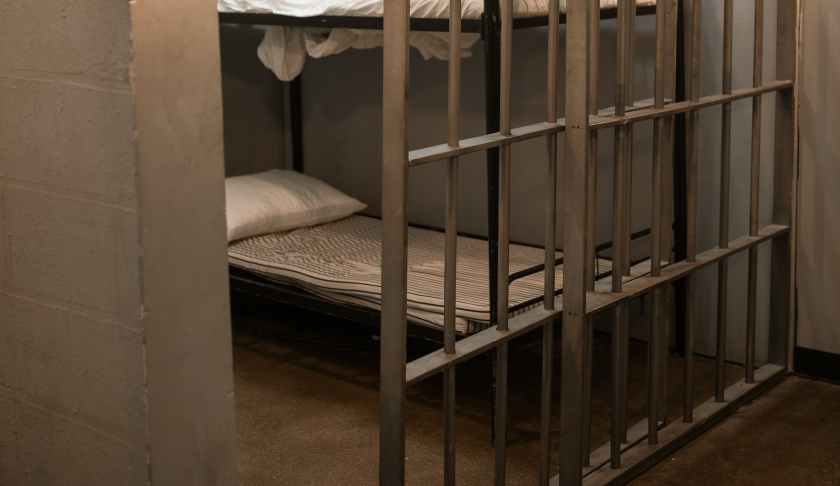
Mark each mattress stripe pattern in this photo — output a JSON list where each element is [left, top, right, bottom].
[[228, 215, 616, 333]]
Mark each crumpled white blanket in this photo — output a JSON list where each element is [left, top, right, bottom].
[[256, 26, 480, 81]]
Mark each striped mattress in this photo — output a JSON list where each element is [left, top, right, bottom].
[[228, 215, 616, 334]]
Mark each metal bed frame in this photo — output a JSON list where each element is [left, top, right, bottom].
[[381, 1, 798, 486], [219, 1, 664, 337]]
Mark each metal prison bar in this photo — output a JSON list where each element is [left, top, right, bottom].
[[382, 0, 798, 485]]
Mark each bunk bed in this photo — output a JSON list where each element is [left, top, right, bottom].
[[219, 0, 668, 341]]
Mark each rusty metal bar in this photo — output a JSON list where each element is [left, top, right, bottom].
[[539, 2, 560, 484], [623, 1, 636, 278], [442, 2, 461, 484], [444, 0, 461, 357], [619, 2, 636, 449], [544, 0, 559, 311], [609, 0, 633, 466], [647, 0, 669, 446], [380, 1, 409, 483], [769, 0, 798, 372], [682, 0, 701, 424], [559, 0, 590, 483], [494, 2, 513, 484], [582, 0, 602, 466], [716, 0, 734, 403], [746, 0, 765, 385]]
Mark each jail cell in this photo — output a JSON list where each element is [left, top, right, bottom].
[[381, 0, 798, 485]]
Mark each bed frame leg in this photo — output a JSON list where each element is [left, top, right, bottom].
[[489, 350, 497, 445]]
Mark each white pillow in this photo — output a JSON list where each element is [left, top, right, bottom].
[[225, 169, 366, 242]]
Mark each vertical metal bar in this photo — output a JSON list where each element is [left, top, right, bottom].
[[769, 0, 798, 370], [445, 0, 462, 358], [746, 0, 764, 385], [613, 0, 628, 295], [560, 1, 590, 483], [716, 0, 734, 403], [623, 1, 636, 278], [539, 3, 559, 485], [443, 3, 461, 485], [494, 2, 512, 485], [610, 0, 631, 465], [585, 1, 601, 293], [661, 0, 679, 426], [648, 0, 668, 446], [483, 0, 501, 327], [620, 0, 635, 446], [651, 0, 667, 278], [683, 0, 700, 423], [545, 0, 559, 311], [497, 0, 512, 332], [581, 0, 601, 467], [649, 286, 663, 444], [380, 1, 409, 483], [672, 0, 688, 357], [621, 0, 636, 440]]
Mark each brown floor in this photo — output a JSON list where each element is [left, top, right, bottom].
[[633, 376, 840, 486], [232, 299, 840, 486]]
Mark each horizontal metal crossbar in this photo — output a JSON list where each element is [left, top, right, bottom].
[[585, 224, 789, 316], [406, 306, 558, 385], [591, 80, 793, 129], [409, 97, 664, 166], [410, 80, 791, 167], [405, 223, 788, 386]]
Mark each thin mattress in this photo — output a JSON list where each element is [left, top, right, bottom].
[[229, 215, 622, 334], [219, 0, 657, 19]]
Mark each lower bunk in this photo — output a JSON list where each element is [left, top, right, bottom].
[[229, 213, 652, 340]]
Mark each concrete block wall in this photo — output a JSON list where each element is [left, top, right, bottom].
[[0, 0, 238, 483], [0, 0, 147, 483]]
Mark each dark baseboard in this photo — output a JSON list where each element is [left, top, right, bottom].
[[794, 346, 840, 383]]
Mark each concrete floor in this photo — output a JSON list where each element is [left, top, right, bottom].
[[231, 299, 840, 485], [633, 376, 840, 486]]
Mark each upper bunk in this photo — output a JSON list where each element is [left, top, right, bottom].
[[219, 0, 659, 80], [218, 0, 659, 32]]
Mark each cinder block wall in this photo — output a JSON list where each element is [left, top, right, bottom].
[[0, 0, 238, 484], [0, 0, 147, 483]]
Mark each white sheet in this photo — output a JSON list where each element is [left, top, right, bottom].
[[220, 0, 657, 81]]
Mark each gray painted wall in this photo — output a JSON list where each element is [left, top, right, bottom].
[[225, 1, 780, 361], [221, 25, 287, 177], [797, 0, 840, 355], [1, 0, 238, 484]]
